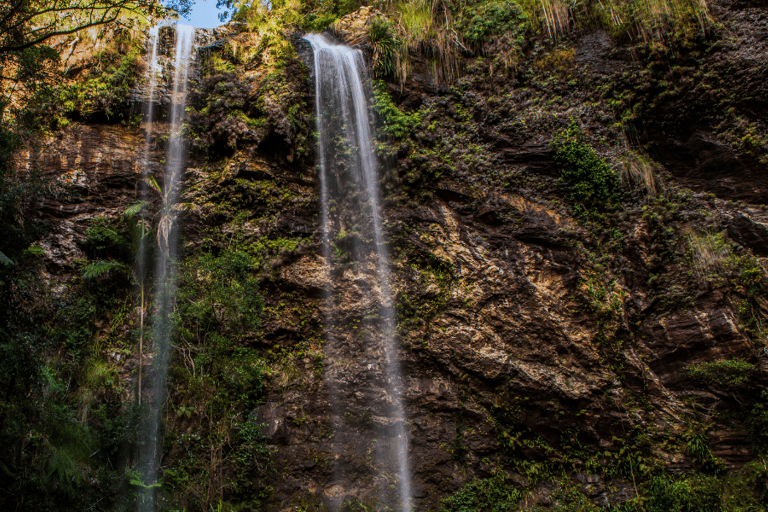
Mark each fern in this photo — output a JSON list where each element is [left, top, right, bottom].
[[126, 467, 162, 489], [122, 201, 149, 219], [0, 250, 12, 266], [82, 260, 126, 280], [145, 175, 162, 194]]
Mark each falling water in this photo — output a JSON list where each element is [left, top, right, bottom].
[[136, 25, 160, 407], [138, 24, 196, 512], [305, 34, 412, 511]]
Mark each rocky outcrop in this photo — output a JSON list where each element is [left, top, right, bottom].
[[9, 1, 768, 510]]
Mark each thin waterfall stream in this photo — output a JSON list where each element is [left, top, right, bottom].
[[137, 25, 160, 406], [137, 24, 196, 511], [305, 33, 412, 511]]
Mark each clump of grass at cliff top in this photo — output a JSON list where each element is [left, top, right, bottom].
[[388, 0, 463, 85], [374, 0, 709, 87], [551, 120, 622, 218], [515, 0, 711, 41], [378, 0, 531, 86], [232, 0, 360, 34]]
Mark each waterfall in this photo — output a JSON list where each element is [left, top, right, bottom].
[[305, 34, 412, 511], [137, 23, 196, 511], [136, 25, 160, 407]]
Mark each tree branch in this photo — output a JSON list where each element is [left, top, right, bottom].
[[0, 11, 122, 53]]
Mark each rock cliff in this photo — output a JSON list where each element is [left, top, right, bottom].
[[2, 0, 768, 510]]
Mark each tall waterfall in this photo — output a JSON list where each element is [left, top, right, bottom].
[[136, 25, 160, 407], [138, 24, 196, 511], [305, 34, 412, 511]]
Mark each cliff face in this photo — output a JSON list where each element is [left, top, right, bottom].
[[5, 0, 768, 510]]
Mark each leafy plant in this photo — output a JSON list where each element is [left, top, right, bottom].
[[552, 120, 622, 217], [440, 472, 523, 512], [459, 1, 528, 49], [175, 249, 264, 340], [0, 249, 12, 265], [643, 473, 721, 512], [81, 259, 128, 280], [368, 17, 399, 77], [372, 80, 423, 140], [83, 216, 131, 260], [687, 358, 755, 390]]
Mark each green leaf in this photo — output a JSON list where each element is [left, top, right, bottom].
[[145, 175, 162, 194], [0, 250, 13, 266], [82, 260, 126, 280], [123, 201, 149, 219]]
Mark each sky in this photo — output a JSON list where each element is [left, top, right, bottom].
[[183, 0, 228, 28]]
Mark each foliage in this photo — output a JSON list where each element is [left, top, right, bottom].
[[0, 250, 13, 265], [83, 216, 132, 259], [0, 0, 169, 55], [459, 0, 528, 49], [82, 259, 129, 280], [687, 231, 732, 283], [552, 120, 622, 216], [59, 43, 142, 119], [163, 249, 269, 510], [533, 47, 575, 75], [586, 0, 712, 42], [681, 429, 724, 472], [687, 358, 755, 390], [175, 249, 264, 339], [220, 0, 360, 33], [368, 17, 400, 77], [372, 80, 423, 140], [510, 0, 711, 42], [439, 472, 523, 512], [619, 150, 659, 198], [642, 474, 720, 511], [748, 391, 768, 456], [391, 0, 464, 85]]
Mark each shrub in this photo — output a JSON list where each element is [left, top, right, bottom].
[[687, 358, 755, 390], [83, 216, 131, 260], [459, 1, 528, 48], [372, 80, 423, 140], [644, 474, 722, 512], [440, 472, 523, 512], [175, 249, 264, 340], [552, 120, 622, 216], [368, 17, 400, 77]]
